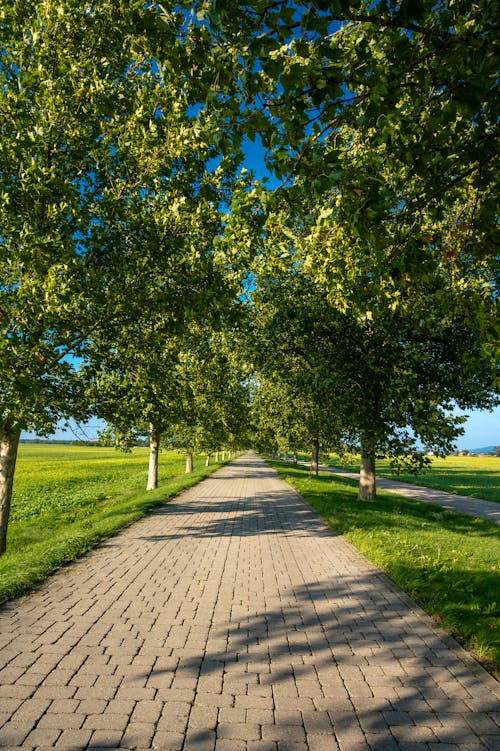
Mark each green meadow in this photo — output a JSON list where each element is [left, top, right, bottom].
[[0, 444, 225, 602], [269, 459, 500, 678]]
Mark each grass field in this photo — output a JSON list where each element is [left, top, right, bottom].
[[318, 454, 500, 502], [269, 459, 500, 678], [0, 444, 226, 602]]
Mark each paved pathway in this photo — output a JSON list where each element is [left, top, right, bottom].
[[301, 462, 500, 525], [0, 453, 499, 751]]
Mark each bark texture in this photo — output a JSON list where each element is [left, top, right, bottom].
[[147, 423, 159, 490], [310, 438, 319, 476], [185, 452, 193, 473], [0, 428, 21, 556], [358, 442, 376, 500]]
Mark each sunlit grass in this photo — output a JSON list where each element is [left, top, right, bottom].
[[269, 459, 500, 678], [315, 453, 500, 503]]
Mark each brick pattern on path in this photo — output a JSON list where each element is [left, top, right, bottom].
[[0, 452, 499, 751]]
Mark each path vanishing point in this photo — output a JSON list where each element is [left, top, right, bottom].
[[0, 452, 499, 750]]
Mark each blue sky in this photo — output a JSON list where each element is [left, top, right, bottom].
[[453, 408, 499, 450]]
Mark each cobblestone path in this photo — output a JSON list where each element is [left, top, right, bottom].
[[0, 452, 498, 750]]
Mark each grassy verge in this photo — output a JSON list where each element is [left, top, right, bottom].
[[322, 453, 500, 503], [1, 446, 227, 602], [268, 459, 500, 678]]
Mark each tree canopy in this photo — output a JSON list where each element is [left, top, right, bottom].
[[0, 0, 498, 552]]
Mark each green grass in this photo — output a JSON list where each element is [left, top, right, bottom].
[[1, 445, 226, 602], [308, 453, 500, 502], [269, 459, 500, 677]]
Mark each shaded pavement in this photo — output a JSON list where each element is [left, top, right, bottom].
[[0, 452, 499, 750]]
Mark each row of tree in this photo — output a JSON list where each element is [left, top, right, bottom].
[[1, 1, 498, 554]]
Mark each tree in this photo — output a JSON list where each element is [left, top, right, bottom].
[[246, 185, 497, 498], [251, 379, 309, 461], [249, 262, 350, 476], [184, 1, 499, 496], [0, 0, 207, 553], [183, 0, 498, 257], [85, 148, 246, 486], [172, 331, 252, 467]]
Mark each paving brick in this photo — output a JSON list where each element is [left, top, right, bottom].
[[130, 699, 162, 724], [247, 708, 274, 725], [114, 686, 155, 701], [155, 687, 195, 704], [89, 729, 124, 747], [0, 723, 30, 746], [307, 735, 341, 751], [53, 727, 93, 749], [217, 722, 261, 741], [83, 713, 129, 731], [302, 710, 334, 734], [120, 721, 155, 747], [196, 692, 233, 709], [151, 730, 184, 750], [47, 698, 79, 715], [215, 740, 246, 751], [235, 694, 274, 710], [159, 700, 192, 718], [217, 706, 246, 725], [0, 698, 25, 719], [23, 727, 62, 746], [0, 685, 34, 700], [156, 715, 188, 734], [274, 710, 303, 726], [183, 728, 216, 750], [261, 724, 307, 742], [276, 742, 308, 751], [37, 713, 84, 730], [10, 699, 51, 725], [1, 453, 499, 751]]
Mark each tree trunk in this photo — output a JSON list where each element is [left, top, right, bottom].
[[205, 453, 210, 467], [310, 437, 319, 476], [293, 452, 298, 466], [222, 450, 225, 461], [0, 428, 21, 556], [358, 440, 376, 500], [185, 452, 193, 473], [147, 423, 159, 490]]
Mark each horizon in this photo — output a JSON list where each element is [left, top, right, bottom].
[[21, 406, 499, 452]]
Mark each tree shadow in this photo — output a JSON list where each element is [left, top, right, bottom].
[[80, 573, 499, 750], [138, 487, 336, 540]]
